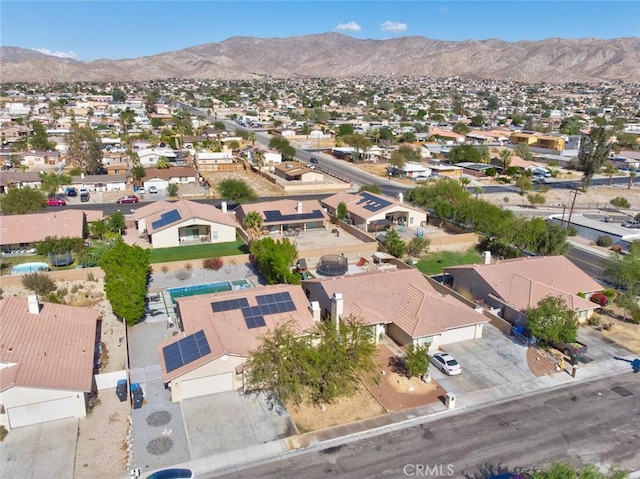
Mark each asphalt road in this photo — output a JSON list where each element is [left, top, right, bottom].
[[566, 246, 608, 282], [211, 373, 640, 479]]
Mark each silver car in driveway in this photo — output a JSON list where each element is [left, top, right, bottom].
[[431, 352, 462, 376]]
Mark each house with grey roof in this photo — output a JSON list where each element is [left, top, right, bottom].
[[236, 198, 330, 234]]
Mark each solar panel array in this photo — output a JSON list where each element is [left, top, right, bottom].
[[356, 192, 392, 212], [263, 209, 324, 223], [163, 330, 211, 373], [210, 292, 297, 330], [151, 209, 182, 230]]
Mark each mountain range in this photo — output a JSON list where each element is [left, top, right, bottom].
[[1, 33, 639, 83]]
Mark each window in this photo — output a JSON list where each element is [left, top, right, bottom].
[[211, 230, 218, 240]]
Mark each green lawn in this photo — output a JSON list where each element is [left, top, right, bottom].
[[149, 239, 249, 264], [415, 248, 482, 275]]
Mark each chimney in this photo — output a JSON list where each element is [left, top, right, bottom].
[[331, 292, 344, 329], [27, 295, 41, 314], [398, 192, 404, 204], [221, 201, 227, 214], [482, 251, 491, 265], [310, 301, 321, 322], [296, 202, 302, 214]]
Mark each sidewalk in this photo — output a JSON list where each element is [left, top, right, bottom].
[[567, 237, 612, 259]]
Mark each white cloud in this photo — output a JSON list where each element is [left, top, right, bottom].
[[32, 48, 78, 60], [335, 21, 361, 32], [380, 21, 407, 33]]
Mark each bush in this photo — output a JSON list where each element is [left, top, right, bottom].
[[21, 272, 55, 295], [631, 307, 640, 324], [590, 292, 608, 307], [184, 261, 193, 271], [86, 271, 96, 282], [611, 244, 623, 254], [587, 315, 601, 326], [596, 235, 613, 247], [203, 257, 224, 271], [601, 288, 617, 300], [0, 425, 7, 441], [175, 269, 191, 281], [567, 225, 578, 237], [161, 265, 169, 273], [610, 196, 630, 209]]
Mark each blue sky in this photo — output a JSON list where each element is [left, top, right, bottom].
[[1, 1, 638, 61]]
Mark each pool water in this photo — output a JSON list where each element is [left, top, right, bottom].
[[11, 262, 50, 275], [168, 279, 251, 303]]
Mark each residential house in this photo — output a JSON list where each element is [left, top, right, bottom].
[[71, 173, 128, 192], [236, 199, 330, 234], [0, 124, 32, 143], [132, 199, 237, 248], [387, 162, 432, 179], [302, 268, 487, 349], [141, 166, 199, 191], [0, 296, 99, 429], [22, 150, 62, 167], [157, 284, 317, 402], [0, 171, 42, 193], [611, 151, 640, 171], [272, 162, 324, 182], [443, 255, 603, 325], [137, 147, 178, 167], [195, 151, 237, 172], [0, 209, 86, 253], [321, 191, 427, 232]]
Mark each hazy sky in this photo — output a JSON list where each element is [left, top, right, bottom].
[[2, 1, 638, 61]]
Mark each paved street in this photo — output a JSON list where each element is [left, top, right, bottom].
[[211, 373, 640, 479]]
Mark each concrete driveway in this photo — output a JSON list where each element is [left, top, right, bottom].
[[431, 324, 538, 404], [0, 418, 77, 479], [181, 390, 298, 460]]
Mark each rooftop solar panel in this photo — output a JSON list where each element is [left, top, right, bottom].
[[162, 329, 211, 373], [151, 209, 182, 230], [263, 209, 324, 223], [356, 192, 392, 212], [211, 291, 296, 330]]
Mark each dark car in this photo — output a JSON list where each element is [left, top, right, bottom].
[[309, 157, 319, 164], [47, 197, 67, 206], [145, 468, 193, 479], [66, 187, 78, 197], [116, 195, 139, 204]]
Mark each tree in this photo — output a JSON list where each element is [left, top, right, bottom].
[[108, 211, 126, 234], [245, 316, 377, 407], [604, 241, 640, 320], [460, 177, 471, 191], [470, 114, 485, 127], [243, 211, 263, 243], [119, 108, 135, 136], [448, 144, 485, 164], [601, 163, 618, 186], [218, 178, 257, 203], [610, 196, 630, 209], [452, 122, 470, 135], [89, 220, 109, 240], [516, 175, 533, 195], [342, 134, 371, 163], [22, 272, 56, 296], [111, 87, 127, 102], [383, 228, 406, 258], [167, 183, 179, 197], [100, 240, 150, 325], [338, 123, 354, 136], [156, 156, 170, 169], [530, 462, 629, 479], [526, 295, 578, 345], [30, 120, 55, 150], [358, 184, 382, 194], [514, 143, 533, 161], [131, 165, 145, 182], [0, 187, 47, 214], [404, 344, 430, 379], [628, 171, 637, 190], [559, 116, 583, 135], [250, 236, 299, 285], [499, 149, 513, 171], [67, 123, 103, 174], [578, 127, 612, 190], [406, 235, 430, 258], [336, 202, 348, 220], [39, 171, 72, 197]]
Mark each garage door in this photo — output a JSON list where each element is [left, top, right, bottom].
[[181, 373, 233, 400], [440, 325, 478, 345], [8, 396, 77, 428]]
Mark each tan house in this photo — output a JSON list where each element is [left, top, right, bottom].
[[0, 171, 42, 193], [302, 268, 487, 349], [273, 162, 324, 182], [236, 198, 330, 234], [158, 284, 317, 402], [141, 166, 199, 191], [0, 296, 99, 429], [443, 255, 603, 324], [0, 124, 32, 143], [132, 199, 237, 248], [321, 191, 427, 232], [22, 150, 62, 167]]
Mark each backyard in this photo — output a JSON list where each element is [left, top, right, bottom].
[[149, 238, 249, 263], [415, 248, 482, 275]]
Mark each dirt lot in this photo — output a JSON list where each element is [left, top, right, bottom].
[[526, 347, 561, 377], [203, 170, 286, 197], [592, 305, 640, 355]]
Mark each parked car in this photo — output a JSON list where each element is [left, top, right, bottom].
[[309, 157, 318, 164], [66, 187, 78, 197], [621, 220, 640, 229], [47, 197, 66, 206], [80, 188, 90, 202], [306, 163, 316, 169], [532, 175, 548, 184], [137, 187, 146, 195], [116, 195, 139, 204], [549, 340, 588, 360], [431, 352, 462, 376], [414, 175, 430, 182], [149, 186, 158, 194], [145, 468, 193, 479]]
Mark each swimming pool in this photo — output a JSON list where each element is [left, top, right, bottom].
[[11, 262, 50, 275], [168, 279, 251, 302]]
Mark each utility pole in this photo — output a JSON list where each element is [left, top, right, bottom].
[[566, 189, 581, 229]]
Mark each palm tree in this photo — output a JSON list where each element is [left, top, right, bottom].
[[460, 177, 471, 191], [629, 171, 637, 190], [474, 186, 484, 199], [254, 150, 265, 168], [156, 156, 170, 169], [248, 132, 257, 145], [243, 211, 263, 243], [601, 163, 618, 186], [499, 149, 513, 171]]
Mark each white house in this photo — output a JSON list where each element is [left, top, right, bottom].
[[0, 296, 99, 429], [137, 147, 178, 167], [141, 167, 199, 191], [133, 199, 237, 248]]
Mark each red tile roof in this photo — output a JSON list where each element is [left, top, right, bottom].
[[0, 297, 98, 392], [0, 210, 85, 245]]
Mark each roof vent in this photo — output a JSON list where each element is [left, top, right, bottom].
[[27, 295, 41, 314]]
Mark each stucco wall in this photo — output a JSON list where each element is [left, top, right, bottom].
[[170, 354, 246, 402], [150, 220, 236, 248]]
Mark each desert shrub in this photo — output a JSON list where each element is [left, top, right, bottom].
[[175, 269, 190, 281], [46, 290, 66, 304], [22, 272, 55, 295], [631, 307, 640, 324], [70, 284, 79, 294], [610, 196, 630, 209], [0, 425, 7, 441], [611, 244, 622, 253], [601, 288, 617, 300], [86, 271, 96, 282], [587, 315, 601, 326], [203, 257, 224, 271], [567, 225, 578, 237], [161, 265, 169, 273], [184, 261, 193, 271], [589, 292, 608, 307], [596, 235, 613, 247]]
